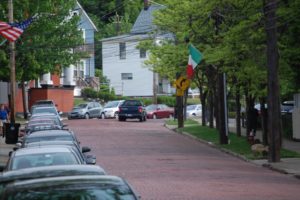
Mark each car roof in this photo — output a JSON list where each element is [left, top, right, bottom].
[[24, 140, 77, 147], [6, 175, 127, 188], [0, 165, 106, 184], [25, 129, 73, 137], [14, 146, 75, 156]]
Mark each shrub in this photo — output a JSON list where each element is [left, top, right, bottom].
[[157, 96, 176, 107], [81, 87, 97, 99]]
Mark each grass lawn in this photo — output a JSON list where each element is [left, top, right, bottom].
[[166, 120, 300, 160]]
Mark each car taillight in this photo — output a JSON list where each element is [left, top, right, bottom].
[[138, 106, 143, 113]]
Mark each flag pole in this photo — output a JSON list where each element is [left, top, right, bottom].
[[8, 0, 16, 124]]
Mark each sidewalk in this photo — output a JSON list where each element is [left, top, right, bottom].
[[166, 118, 300, 180], [0, 137, 15, 168]]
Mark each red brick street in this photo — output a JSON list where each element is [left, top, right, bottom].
[[67, 118, 300, 200]]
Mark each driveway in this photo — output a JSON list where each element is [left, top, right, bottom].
[[67, 118, 300, 200]]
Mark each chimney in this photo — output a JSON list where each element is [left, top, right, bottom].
[[144, 0, 149, 10]]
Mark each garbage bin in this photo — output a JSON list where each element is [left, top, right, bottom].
[[4, 123, 20, 144]]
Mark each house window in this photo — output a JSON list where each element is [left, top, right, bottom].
[[140, 48, 146, 58], [121, 73, 133, 80], [74, 61, 84, 78], [119, 42, 126, 59]]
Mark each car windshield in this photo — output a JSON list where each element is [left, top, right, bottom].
[[104, 101, 120, 108], [32, 107, 57, 115], [12, 153, 78, 170], [4, 184, 137, 200], [187, 105, 196, 110], [25, 135, 73, 144], [76, 104, 87, 108], [145, 105, 157, 111]]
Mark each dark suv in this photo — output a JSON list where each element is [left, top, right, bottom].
[[118, 100, 147, 122]]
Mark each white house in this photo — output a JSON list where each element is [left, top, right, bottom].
[[102, 2, 174, 97]]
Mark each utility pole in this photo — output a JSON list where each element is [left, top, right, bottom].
[[264, 0, 281, 162], [8, 0, 16, 124]]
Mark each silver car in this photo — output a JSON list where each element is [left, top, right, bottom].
[[68, 102, 103, 119], [101, 100, 124, 119]]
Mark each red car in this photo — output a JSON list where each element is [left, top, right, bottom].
[[146, 104, 174, 119]]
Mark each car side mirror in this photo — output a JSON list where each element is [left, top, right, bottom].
[[86, 155, 96, 165], [82, 146, 91, 153]]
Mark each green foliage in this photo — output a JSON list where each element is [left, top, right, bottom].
[[81, 87, 98, 99], [0, 0, 84, 82], [157, 96, 176, 107]]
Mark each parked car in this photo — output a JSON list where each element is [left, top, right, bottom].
[[101, 100, 124, 119], [0, 165, 106, 186], [118, 100, 147, 122], [0, 175, 140, 200], [29, 105, 62, 119], [68, 102, 103, 119], [186, 104, 202, 117], [33, 99, 57, 106], [145, 104, 174, 119], [281, 101, 294, 113], [19, 140, 96, 165], [4, 146, 85, 171], [19, 129, 81, 147]]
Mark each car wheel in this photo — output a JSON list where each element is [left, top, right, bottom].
[[85, 113, 90, 119], [101, 113, 105, 119], [114, 112, 119, 119], [153, 114, 157, 119]]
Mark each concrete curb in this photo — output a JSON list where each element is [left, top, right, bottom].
[[164, 124, 300, 180]]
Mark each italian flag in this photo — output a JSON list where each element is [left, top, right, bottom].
[[186, 44, 202, 79]]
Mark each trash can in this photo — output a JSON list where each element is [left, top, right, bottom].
[[4, 123, 20, 144]]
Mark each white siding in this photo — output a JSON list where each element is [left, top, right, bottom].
[[103, 40, 153, 96]]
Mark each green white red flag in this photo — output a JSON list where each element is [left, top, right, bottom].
[[186, 44, 202, 79]]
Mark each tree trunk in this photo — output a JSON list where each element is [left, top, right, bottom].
[[208, 91, 214, 128], [264, 0, 281, 162]]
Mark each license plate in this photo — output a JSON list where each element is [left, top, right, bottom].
[[126, 114, 132, 117]]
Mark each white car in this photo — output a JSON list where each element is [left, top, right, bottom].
[[186, 104, 202, 117], [101, 100, 124, 119]]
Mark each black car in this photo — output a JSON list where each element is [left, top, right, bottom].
[[118, 100, 147, 122], [1, 175, 139, 200]]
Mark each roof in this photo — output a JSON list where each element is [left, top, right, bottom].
[[130, 4, 165, 34], [76, 1, 98, 31]]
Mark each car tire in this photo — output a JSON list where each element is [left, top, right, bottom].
[[119, 117, 125, 121], [85, 113, 90, 119]]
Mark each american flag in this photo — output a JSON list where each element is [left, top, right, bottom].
[[0, 17, 34, 42]]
